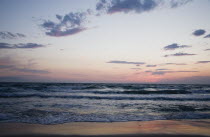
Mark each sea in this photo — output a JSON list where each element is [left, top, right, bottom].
[[0, 83, 210, 124]]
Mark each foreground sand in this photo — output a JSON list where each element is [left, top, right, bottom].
[[1, 119, 210, 137]]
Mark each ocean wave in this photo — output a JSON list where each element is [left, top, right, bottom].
[[1, 83, 210, 94], [1, 109, 210, 124], [1, 83, 210, 124], [0, 93, 210, 101]]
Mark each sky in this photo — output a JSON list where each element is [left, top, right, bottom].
[[0, 0, 210, 84]]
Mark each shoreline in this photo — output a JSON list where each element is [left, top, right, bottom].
[[1, 119, 210, 137]]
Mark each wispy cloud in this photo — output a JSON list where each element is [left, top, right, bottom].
[[0, 76, 29, 82], [176, 71, 199, 72], [152, 71, 167, 75], [0, 56, 49, 74], [146, 70, 198, 75], [41, 11, 90, 37], [107, 60, 145, 65], [156, 68, 170, 71], [164, 43, 191, 50], [196, 61, 210, 64], [0, 56, 14, 65], [0, 43, 45, 49], [0, 31, 26, 39], [204, 34, 210, 38], [0, 65, 13, 69], [144, 63, 187, 68], [96, 0, 192, 14], [160, 63, 187, 66], [159, 76, 210, 84], [192, 29, 206, 36], [146, 65, 156, 67], [131, 68, 141, 70], [12, 68, 49, 74], [145, 70, 152, 73], [0, 75, 52, 82], [164, 52, 196, 57], [169, 0, 192, 8], [0, 64, 49, 74]]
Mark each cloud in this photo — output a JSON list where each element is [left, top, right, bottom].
[[192, 29, 206, 36], [0, 57, 49, 74], [107, 60, 145, 65], [164, 43, 191, 50], [96, 0, 192, 14], [0, 76, 28, 82], [0, 65, 14, 69], [0, 43, 45, 49], [0, 56, 14, 65], [161, 63, 187, 65], [0, 75, 52, 82], [196, 61, 210, 64], [96, 0, 108, 11], [0, 43, 12, 49], [109, 0, 159, 14], [131, 68, 141, 70], [163, 63, 175, 65], [11, 68, 49, 74], [156, 68, 170, 71], [143, 63, 187, 68], [0, 31, 26, 39], [152, 71, 167, 75], [204, 34, 210, 38], [169, 0, 192, 8], [164, 52, 196, 57], [0, 64, 49, 74], [159, 76, 210, 84], [145, 70, 152, 72], [39, 0, 193, 37], [146, 65, 156, 67], [176, 71, 199, 72], [41, 11, 89, 37], [45, 27, 86, 37], [204, 49, 210, 51], [146, 70, 199, 75]]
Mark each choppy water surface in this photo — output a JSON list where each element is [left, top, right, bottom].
[[0, 83, 210, 124]]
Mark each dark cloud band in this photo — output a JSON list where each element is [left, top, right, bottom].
[[146, 65, 156, 67], [107, 60, 145, 65], [146, 70, 198, 75], [96, 0, 192, 14], [164, 43, 191, 50], [0, 31, 26, 39], [196, 61, 210, 64], [0, 65, 49, 74], [164, 52, 196, 57], [0, 43, 45, 49]]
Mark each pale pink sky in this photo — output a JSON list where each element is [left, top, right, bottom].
[[0, 0, 210, 84]]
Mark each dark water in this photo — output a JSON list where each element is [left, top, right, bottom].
[[0, 83, 210, 124]]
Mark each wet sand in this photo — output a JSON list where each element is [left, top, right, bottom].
[[1, 119, 210, 137]]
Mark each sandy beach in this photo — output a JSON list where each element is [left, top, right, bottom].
[[1, 119, 210, 137]]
